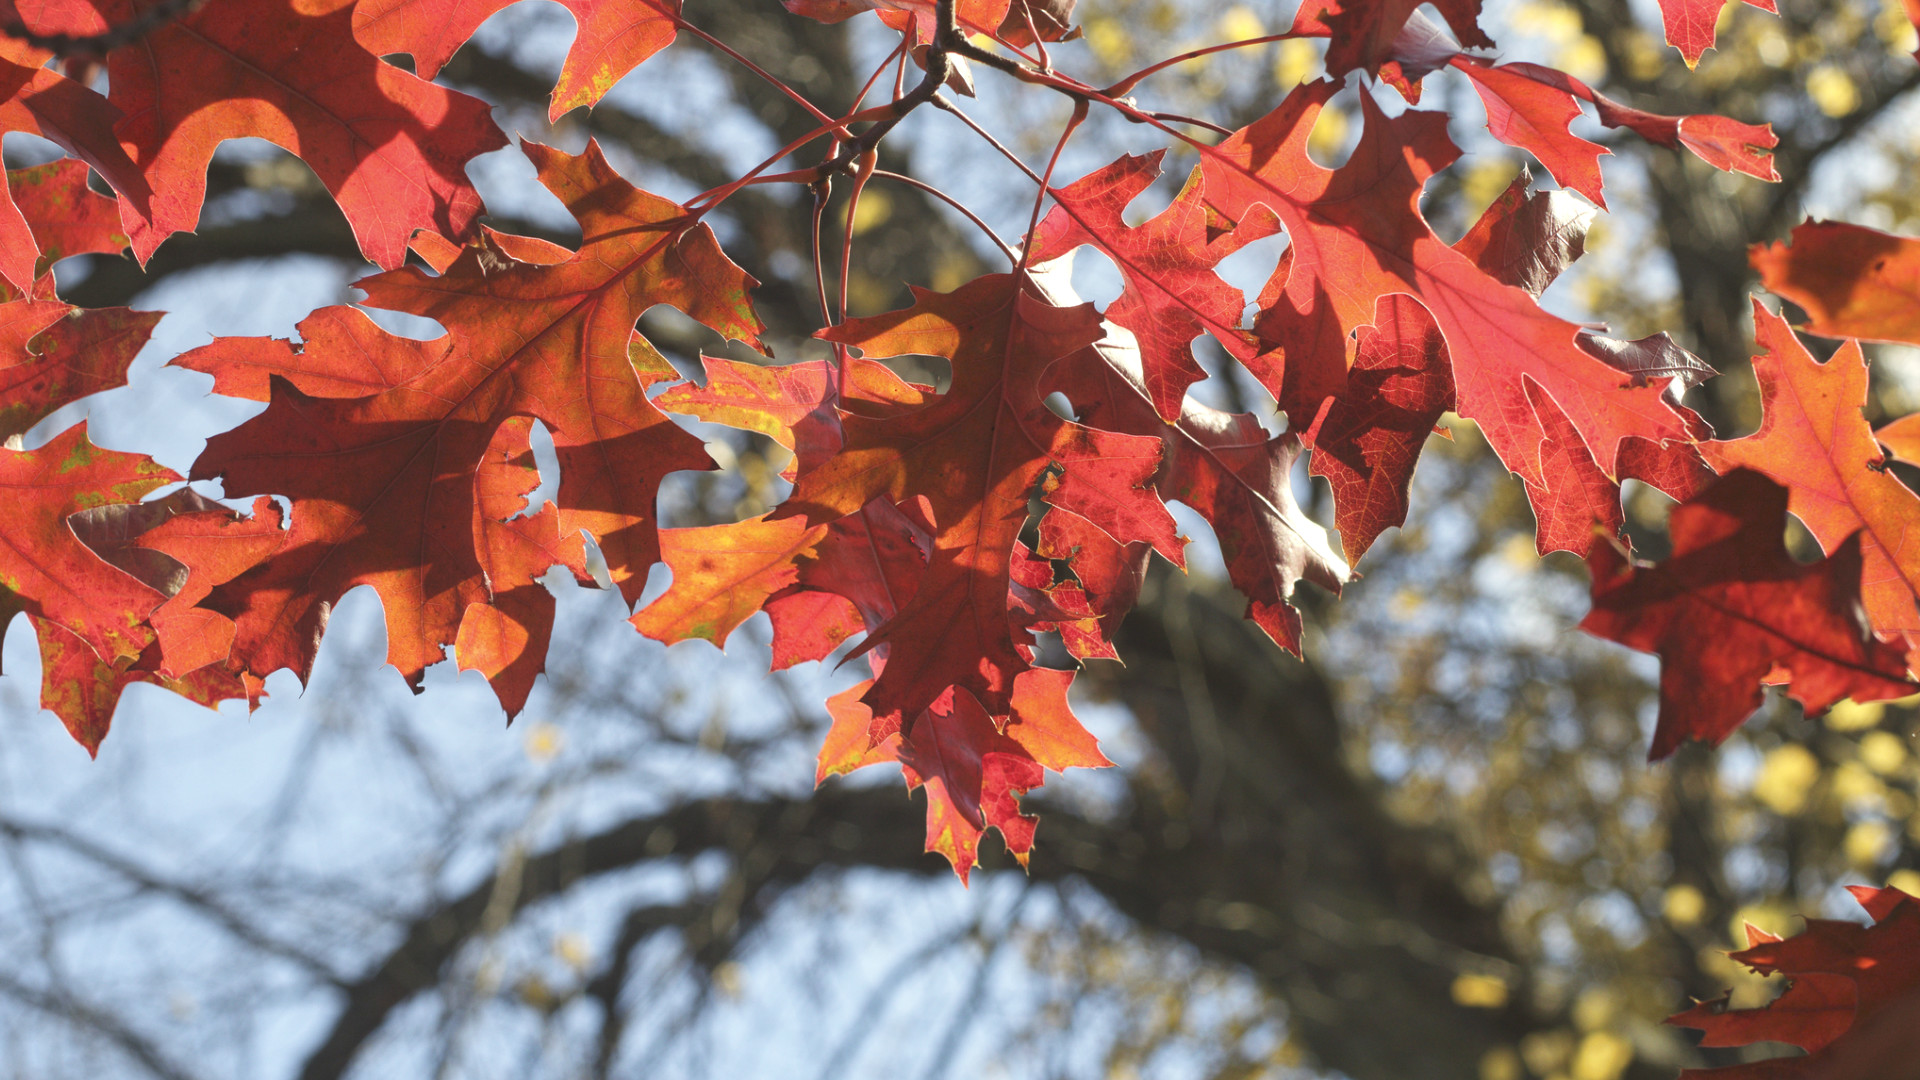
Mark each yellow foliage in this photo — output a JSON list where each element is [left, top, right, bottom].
[[1826, 699, 1886, 731]]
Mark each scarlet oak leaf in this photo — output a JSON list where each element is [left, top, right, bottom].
[[1202, 81, 1701, 492], [781, 0, 1013, 42], [1455, 62, 1609, 207], [1751, 221, 1920, 347], [31, 617, 247, 755], [1439, 58, 1777, 191], [0, 59, 148, 293], [1670, 885, 1920, 1078], [1657, 0, 1777, 67], [1580, 469, 1915, 759], [1290, 0, 1491, 77], [1307, 295, 1453, 566], [353, 0, 682, 121], [0, 422, 175, 672], [171, 306, 447, 403], [131, 496, 288, 679], [652, 354, 915, 482], [13, 0, 508, 267], [818, 667, 1108, 881], [6, 159, 127, 278], [764, 496, 930, 670], [778, 272, 1177, 731], [458, 418, 588, 716], [1702, 302, 1920, 638], [1028, 151, 1271, 420], [1450, 168, 1593, 296], [0, 298, 161, 440], [190, 141, 751, 692], [632, 514, 830, 649]]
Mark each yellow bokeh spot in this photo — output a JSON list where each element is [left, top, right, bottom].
[[1826, 699, 1886, 731], [1555, 36, 1609, 82], [1307, 104, 1349, 163], [1480, 1047, 1523, 1080], [1806, 65, 1861, 117], [712, 960, 745, 998], [1452, 972, 1510, 1009], [1216, 5, 1265, 42], [1861, 730, 1910, 775], [1275, 38, 1321, 86], [1512, 0, 1584, 44], [1753, 743, 1820, 815], [1520, 1030, 1574, 1077], [524, 721, 563, 762], [1847, 819, 1894, 866], [1571, 986, 1616, 1031], [1083, 16, 1132, 66], [1833, 761, 1888, 810], [849, 189, 892, 236], [1461, 158, 1524, 219], [1571, 1031, 1633, 1080], [1500, 532, 1540, 570], [1664, 884, 1707, 926], [1888, 868, 1920, 896]]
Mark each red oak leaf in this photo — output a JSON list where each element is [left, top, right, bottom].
[[1455, 61, 1609, 207], [764, 496, 930, 670], [1309, 173, 1597, 564], [1289, 0, 1491, 77], [1579, 469, 1915, 759], [1034, 507, 1146, 661], [1701, 302, 1920, 639], [1448, 59, 1777, 203], [130, 496, 288, 680], [0, 423, 176, 677], [456, 417, 588, 716], [1656, 0, 1776, 68], [631, 514, 831, 649], [1450, 168, 1593, 297], [1028, 151, 1273, 420], [1879, 413, 1920, 468], [818, 666, 1108, 881], [30, 616, 249, 755], [780, 0, 1012, 43], [0, 59, 145, 294], [1201, 81, 1703, 499], [8, 0, 507, 268], [776, 271, 1178, 733], [353, 0, 681, 121], [1669, 885, 1920, 1078], [653, 354, 916, 482], [188, 141, 752, 694], [1307, 295, 1453, 566], [5, 158, 126, 281], [1751, 221, 1920, 347], [171, 305, 448, 403], [0, 297, 160, 440]]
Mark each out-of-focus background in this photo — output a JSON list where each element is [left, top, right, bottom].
[[4, 1, 1920, 1077]]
